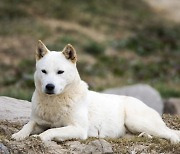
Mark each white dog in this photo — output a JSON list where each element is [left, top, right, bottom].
[[12, 40, 180, 144]]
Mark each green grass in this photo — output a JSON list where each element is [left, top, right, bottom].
[[0, 0, 180, 100], [83, 41, 105, 56], [155, 84, 180, 98], [0, 19, 51, 39], [115, 23, 180, 56], [0, 87, 33, 101], [0, 0, 29, 20]]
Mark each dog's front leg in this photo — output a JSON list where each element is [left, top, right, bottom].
[[38, 125, 87, 142], [12, 120, 36, 141]]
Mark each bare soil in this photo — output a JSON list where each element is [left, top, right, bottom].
[[146, 0, 180, 22]]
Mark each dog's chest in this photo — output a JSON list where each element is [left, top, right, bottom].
[[35, 99, 74, 127]]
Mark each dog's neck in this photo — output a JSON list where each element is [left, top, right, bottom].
[[60, 80, 88, 99]]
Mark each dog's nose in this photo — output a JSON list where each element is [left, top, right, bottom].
[[46, 84, 55, 91]]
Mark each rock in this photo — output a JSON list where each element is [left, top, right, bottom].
[[44, 141, 68, 154], [164, 98, 180, 114], [0, 122, 19, 137], [65, 141, 86, 153], [85, 139, 113, 154], [4, 136, 47, 154], [103, 84, 163, 114], [4, 138, 113, 154], [45, 139, 113, 154], [0, 96, 31, 123], [0, 143, 9, 154], [65, 139, 113, 154]]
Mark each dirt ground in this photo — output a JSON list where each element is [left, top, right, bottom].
[[0, 114, 180, 154], [146, 0, 180, 23]]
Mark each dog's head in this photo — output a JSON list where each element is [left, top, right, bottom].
[[34, 40, 79, 95]]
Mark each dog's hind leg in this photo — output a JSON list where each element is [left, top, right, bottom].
[[125, 111, 180, 143], [172, 130, 180, 138], [124, 98, 180, 144]]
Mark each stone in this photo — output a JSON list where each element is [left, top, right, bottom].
[[103, 84, 164, 114], [164, 98, 180, 114], [0, 96, 31, 123], [86, 139, 113, 154], [44, 141, 68, 154], [65, 139, 113, 154], [66, 141, 86, 153], [0, 143, 9, 154]]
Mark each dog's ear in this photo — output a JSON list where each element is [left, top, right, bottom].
[[62, 44, 77, 63], [36, 40, 49, 60]]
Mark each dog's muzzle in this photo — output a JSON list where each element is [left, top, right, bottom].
[[45, 83, 55, 94]]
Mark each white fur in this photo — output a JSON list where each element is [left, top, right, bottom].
[[12, 48, 180, 144]]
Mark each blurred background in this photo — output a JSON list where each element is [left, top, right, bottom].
[[0, 0, 179, 107]]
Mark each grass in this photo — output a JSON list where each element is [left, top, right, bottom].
[[47, 35, 79, 51], [0, 0, 180, 100], [115, 23, 180, 56], [83, 41, 105, 56], [0, 0, 29, 20], [156, 84, 180, 98], [0, 19, 51, 39], [0, 87, 33, 101]]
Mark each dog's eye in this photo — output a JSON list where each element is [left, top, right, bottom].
[[57, 70, 64, 74], [41, 69, 47, 74]]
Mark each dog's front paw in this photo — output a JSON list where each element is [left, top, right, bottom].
[[11, 131, 29, 141], [170, 134, 180, 144], [38, 131, 53, 142]]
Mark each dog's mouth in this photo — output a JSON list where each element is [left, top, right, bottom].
[[44, 88, 64, 95], [45, 90, 55, 95]]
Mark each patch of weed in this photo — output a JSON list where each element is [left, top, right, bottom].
[[0, 87, 33, 101], [156, 84, 180, 98], [0, 19, 50, 38], [83, 41, 105, 56], [0, 0, 30, 20], [116, 24, 180, 56]]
